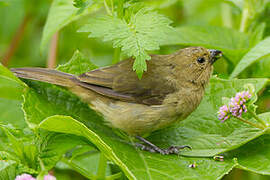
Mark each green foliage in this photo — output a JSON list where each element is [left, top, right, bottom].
[[57, 50, 97, 75], [2, 0, 270, 179], [230, 37, 270, 78], [40, 0, 102, 53], [78, 8, 175, 78]]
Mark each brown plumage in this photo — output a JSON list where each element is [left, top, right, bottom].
[[11, 47, 221, 136]]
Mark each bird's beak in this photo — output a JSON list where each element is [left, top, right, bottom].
[[208, 49, 222, 64]]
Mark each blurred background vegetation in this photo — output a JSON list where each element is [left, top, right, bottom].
[[1, 0, 270, 179]]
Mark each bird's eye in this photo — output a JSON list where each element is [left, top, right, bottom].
[[197, 57, 205, 64]]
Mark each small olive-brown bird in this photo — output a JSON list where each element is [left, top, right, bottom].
[[11, 47, 222, 154]]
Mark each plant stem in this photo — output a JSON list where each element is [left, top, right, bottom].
[[221, 3, 232, 28], [112, 48, 121, 64], [47, 32, 59, 68], [1, 14, 31, 66], [235, 116, 265, 130], [97, 153, 107, 179], [104, 0, 112, 16], [110, 0, 114, 14], [239, 8, 249, 32], [106, 172, 122, 180], [249, 110, 268, 127]]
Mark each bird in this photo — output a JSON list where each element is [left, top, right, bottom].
[[11, 46, 222, 155]]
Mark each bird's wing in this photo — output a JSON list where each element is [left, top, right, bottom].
[[75, 56, 176, 105]]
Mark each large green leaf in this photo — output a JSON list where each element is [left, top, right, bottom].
[[21, 77, 268, 178], [17, 49, 269, 179], [40, 0, 102, 53], [39, 115, 236, 180], [227, 112, 270, 175], [230, 37, 270, 78]]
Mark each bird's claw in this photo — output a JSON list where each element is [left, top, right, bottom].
[[135, 143, 191, 155]]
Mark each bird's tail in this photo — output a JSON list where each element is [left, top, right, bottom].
[[10, 68, 75, 87]]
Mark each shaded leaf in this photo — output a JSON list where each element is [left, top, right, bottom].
[[163, 25, 250, 64], [230, 37, 270, 78], [40, 0, 102, 53]]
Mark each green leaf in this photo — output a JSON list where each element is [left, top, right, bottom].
[[21, 76, 268, 179], [230, 37, 270, 78], [38, 132, 93, 171], [0, 160, 17, 180], [57, 50, 97, 75], [39, 115, 236, 180], [78, 8, 175, 77], [227, 113, 270, 175], [0, 98, 25, 129], [0, 64, 26, 100], [40, 0, 102, 53], [163, 25, 250, 64]]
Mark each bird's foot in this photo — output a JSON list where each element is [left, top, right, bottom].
[[135, 143, 191, 155], [135, 136, 191, 155]]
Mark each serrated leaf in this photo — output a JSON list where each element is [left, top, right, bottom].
[[78, 8, 175, 77], [230, 37, 270, 79], [40, 0, 102, 53], [57, 50, 97, 75]]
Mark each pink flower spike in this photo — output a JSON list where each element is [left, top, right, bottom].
[[44, 174, 56, 180], [15, 174, 36, 180]]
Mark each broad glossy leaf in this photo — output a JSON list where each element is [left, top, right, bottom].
[[19, 51, 268, 179], [39, 115, 236, 180], [40, 0, 102, 53], [230, 37, 270, 78]]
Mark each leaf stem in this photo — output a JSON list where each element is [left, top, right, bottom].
[[112, 48, 121, 64], [105, 172, 122, 180], [104, 0, 112, 16], [221, 3, 232, 28], [47, 31, 59, 68], [235, 116, 265, 130], [249, 110, 268, 127], [110, 0, 114, 14], [239, 7, 249, 32], [97, 152, 107, 179], [1, 14, 31, 66]]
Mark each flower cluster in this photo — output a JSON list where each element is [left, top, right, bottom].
[[15, 174, 56, 180], [218, 91, 252, 122]]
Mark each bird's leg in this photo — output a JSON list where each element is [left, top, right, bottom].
[[135, 136, 191, 155]]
